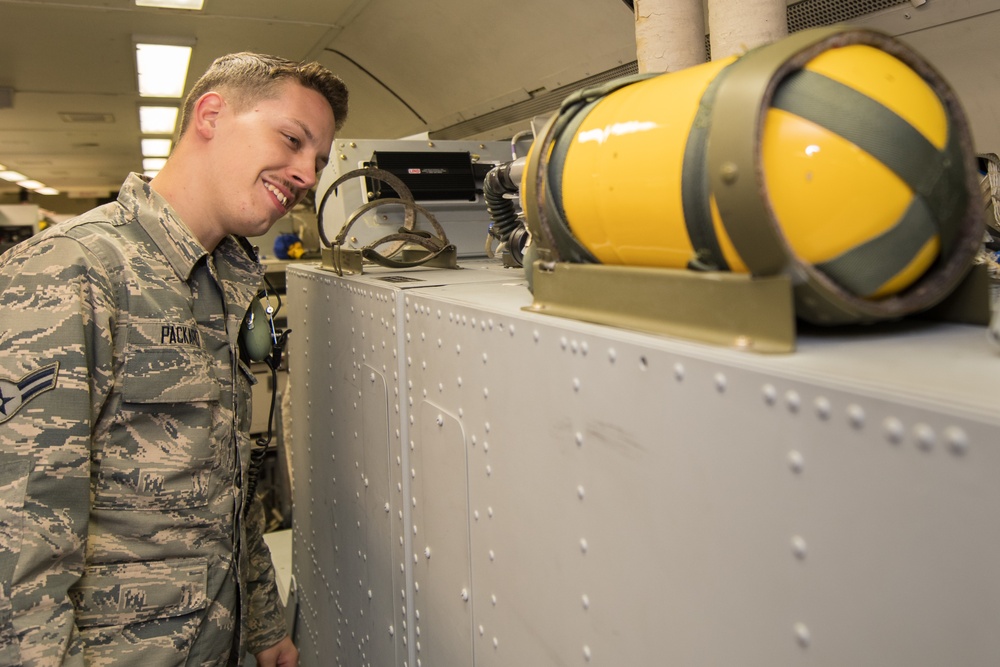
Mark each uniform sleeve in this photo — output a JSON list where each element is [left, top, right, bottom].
[[244, 493, 289, 654], [0, 236, 116, 666]]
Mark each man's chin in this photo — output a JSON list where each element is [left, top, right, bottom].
[[239, 220, 277, 241]]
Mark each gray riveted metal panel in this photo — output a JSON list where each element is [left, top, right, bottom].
[[289, 261, 1000, 666], [287, 261, 518, 667], [411, 403, 473, 665], [287, 268, 407, 667]]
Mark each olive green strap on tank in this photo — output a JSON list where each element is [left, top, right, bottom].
[[705, 25, 983, 324]]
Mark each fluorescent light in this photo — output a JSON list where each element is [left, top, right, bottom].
[[17, 180, 45, 190], [141, 138, 172, 157], [144, 170, 161, 178], [136, 43, 193, 98], [35, 187, 60, 196], [135, 0, 205, 9], [139, 106, 179, 134], [0, 170, 28, 182], [143, 158, 167, 171]]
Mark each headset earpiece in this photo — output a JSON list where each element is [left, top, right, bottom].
[[239, 294, 274, 364], [238, 274, 292, 482]]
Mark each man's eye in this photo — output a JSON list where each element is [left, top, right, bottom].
[[286, 134, 301, 147]]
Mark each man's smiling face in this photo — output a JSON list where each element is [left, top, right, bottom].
[[209, 79, 336, 241]]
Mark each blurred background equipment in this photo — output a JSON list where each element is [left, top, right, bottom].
[[315, 139, 512, 268], [0, 204, 41, 255]]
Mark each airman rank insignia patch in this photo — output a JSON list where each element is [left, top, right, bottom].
[[0, 362, 59, 424]]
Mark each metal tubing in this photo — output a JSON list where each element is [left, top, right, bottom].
[[634, 0, 707, 73], [707, 0, 787, 60]]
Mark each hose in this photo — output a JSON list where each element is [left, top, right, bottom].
[[483, 159, 524, 244]]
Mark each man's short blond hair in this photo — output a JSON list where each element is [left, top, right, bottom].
[[178, 52, 349, 137]]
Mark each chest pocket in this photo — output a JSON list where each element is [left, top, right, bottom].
[[70, 557, 210, 628], [94, 346, 222, 511]]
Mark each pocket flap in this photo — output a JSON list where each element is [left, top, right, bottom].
[[122, 347, 220, 403], [70, 558, 209, 628]]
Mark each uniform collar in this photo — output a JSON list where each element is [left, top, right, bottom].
[[117, 172, 262, 284]]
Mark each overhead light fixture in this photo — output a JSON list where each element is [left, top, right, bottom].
[[135, 37, 194, 98], [143, 158, 167, 171], [0, 170, 28, 182], [35, 187, 60, 196], [144, 170, 161, 179], [139, 106, 179, 134], [17, 180, 45, 190], [141, 138, 172, 157], [135, 0, 205, 9]]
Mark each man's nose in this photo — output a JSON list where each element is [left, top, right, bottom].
[[288, 153, 319, 190]]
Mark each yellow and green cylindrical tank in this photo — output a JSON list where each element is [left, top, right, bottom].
[[523, 26, 983, 325]]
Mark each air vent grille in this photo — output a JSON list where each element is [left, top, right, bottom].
[[788, 0, 909, 32]]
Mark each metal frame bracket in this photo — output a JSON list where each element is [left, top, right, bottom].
[[525, 261, 797, 353]]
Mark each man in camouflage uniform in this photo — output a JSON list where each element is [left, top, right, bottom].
[[0, 53, 347, 666]]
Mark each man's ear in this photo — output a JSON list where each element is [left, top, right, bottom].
[[192, 91, 225, 139]]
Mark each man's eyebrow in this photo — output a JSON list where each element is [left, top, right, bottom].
[[288, 116, 330, 167], [291, 118, 316, 143]]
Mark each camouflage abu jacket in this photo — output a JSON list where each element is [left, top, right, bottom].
[[0, 174, 286, 666]]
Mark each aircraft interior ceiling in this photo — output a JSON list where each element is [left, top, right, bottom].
[[0, 0, 998, 197]]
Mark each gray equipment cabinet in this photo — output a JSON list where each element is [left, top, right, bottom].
[[286, 260, 1000, 667]]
